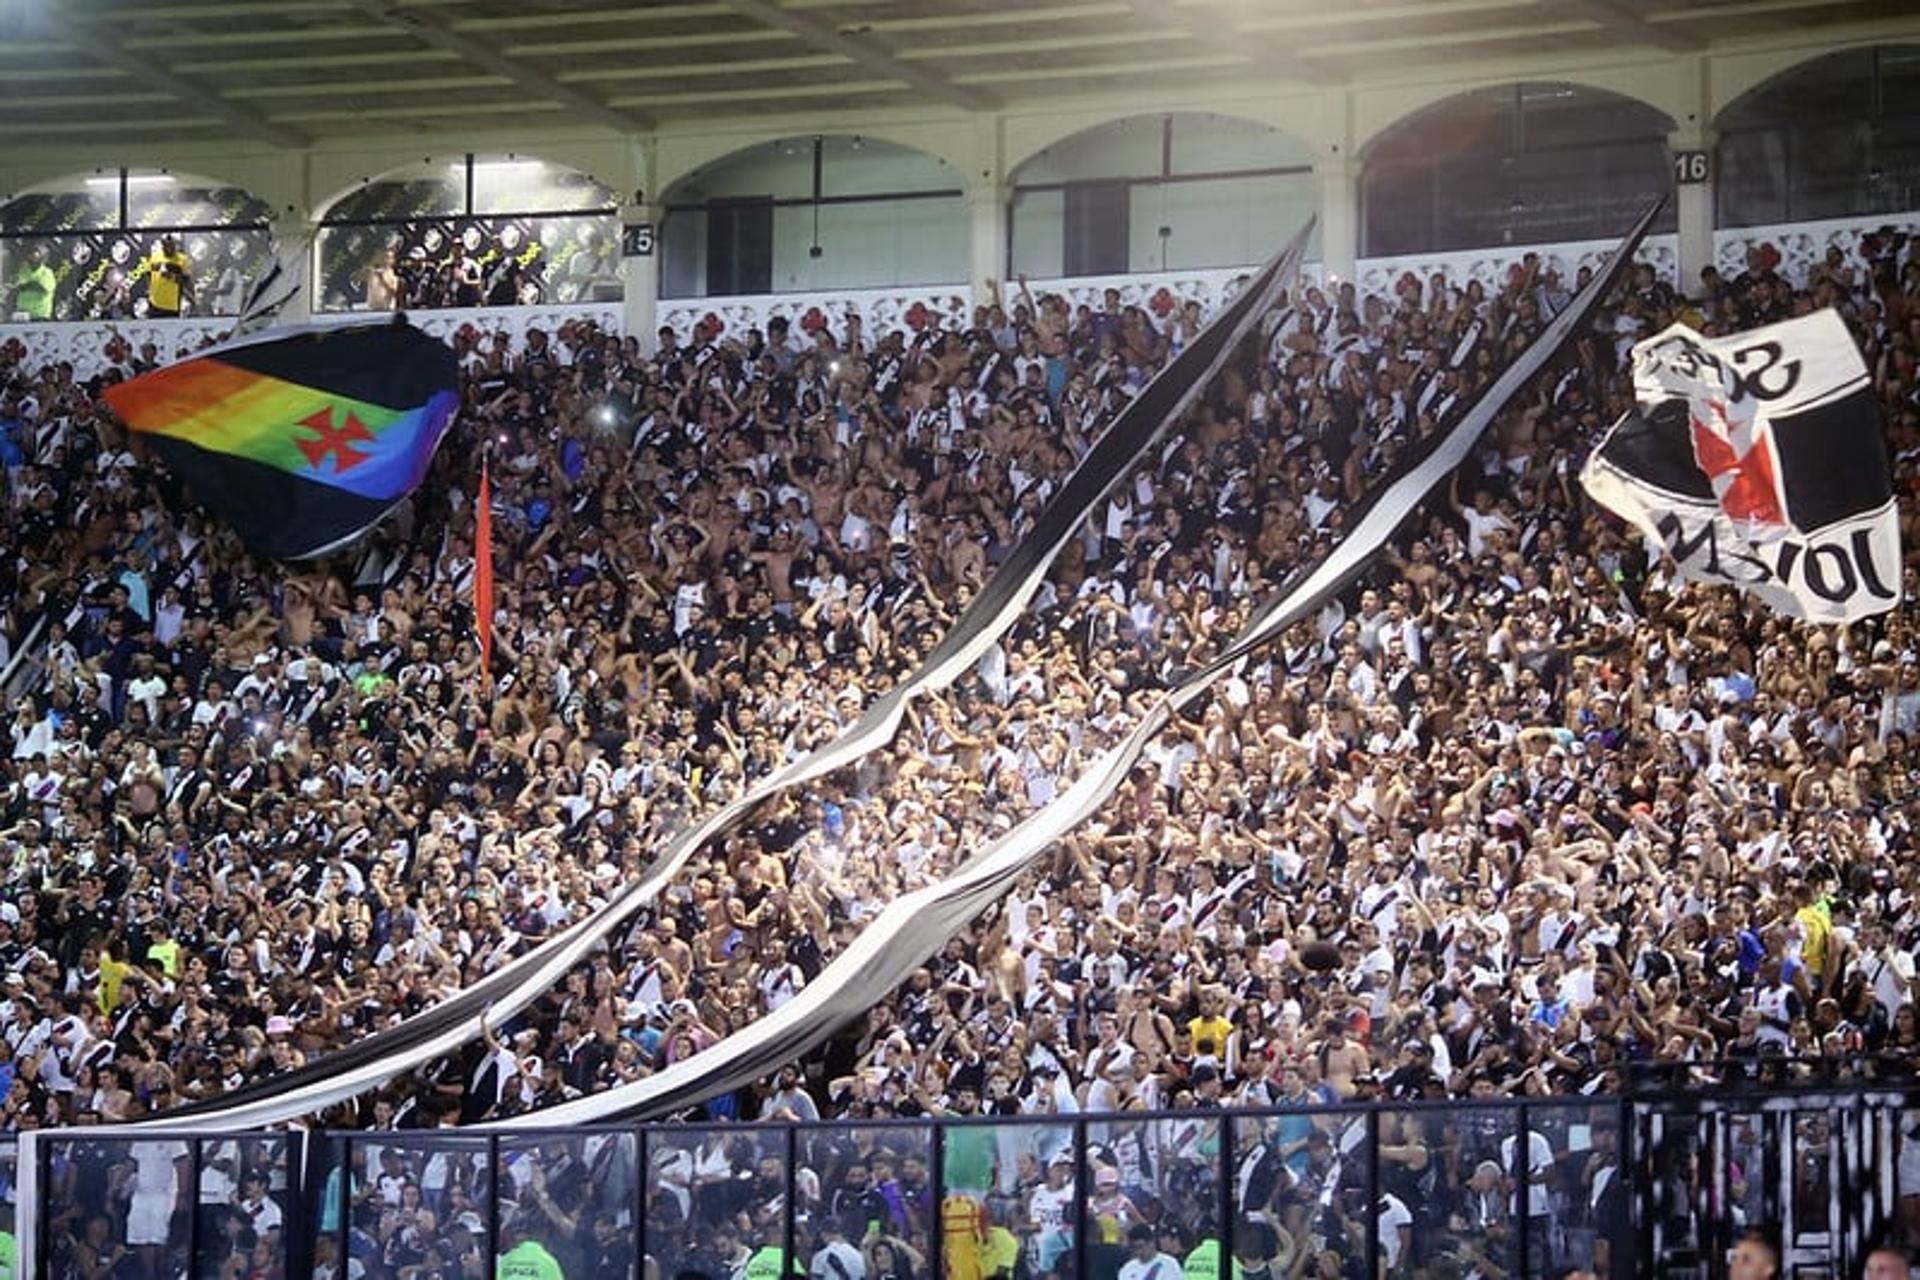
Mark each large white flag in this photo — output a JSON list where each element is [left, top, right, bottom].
[[1583, 309, 1900, 622]]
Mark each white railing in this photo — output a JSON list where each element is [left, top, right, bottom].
[[1012, 238, 1681, 328], [658, 270, 1283, 347], [657, 285, 973, 347], [9, 215, 1919, 373], [316, 301, 621, 350], [652, 244, 1671, 347], [3, 302, 622, 380], [1354, 233, 1679, 298], [3, 316, 239, 379], [1714, 213, 1920, 287], [1009, 265, 1276, 321]]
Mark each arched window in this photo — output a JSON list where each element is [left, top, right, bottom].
[[1362, 83, 1676, 256], [1717, 45, 1920, 228], [1, 169, 272, 322], [661, 135, 966, 298], [1008, 113, 1315, 279], [315, 154, 619, 312]]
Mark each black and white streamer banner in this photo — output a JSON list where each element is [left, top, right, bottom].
[[509, 202, 1665, 1127], [109, 222, 1315, 1133]]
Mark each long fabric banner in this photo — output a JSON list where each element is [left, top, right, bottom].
[[1582, 308, 1900, 623], [508, 202, 1664, 1127], [119, 222, 1316, 1132]]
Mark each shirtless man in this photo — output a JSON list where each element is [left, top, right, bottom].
[[1314, 1016, 1371, 1100], [1120, 985, 1176, 1071]]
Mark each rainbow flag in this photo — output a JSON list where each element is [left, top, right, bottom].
[[104, 321, 459, 558]]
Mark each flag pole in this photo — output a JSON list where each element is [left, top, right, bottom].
[[475, 460, 494, 696]]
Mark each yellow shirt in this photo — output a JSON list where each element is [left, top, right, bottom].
[[147, 939, 181, 979], [981, 1226, 1020, 1278], [98, 951, 132, 1014], [1189, 1014, 1232, 1058], [1797, 902, 1831, 979], [146, 250, 190, 312]]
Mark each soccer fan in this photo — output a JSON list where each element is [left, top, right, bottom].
[[3, 228, 1920, 1279]]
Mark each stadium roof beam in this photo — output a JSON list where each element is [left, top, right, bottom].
[[1237, 0, 1535, 32], [862, 3, 1132, 35], [1117, 0, 1341, 86], [455, 4, 736, 34], [336, 0, 657, 134], [562, 55, 854, 85], [1554, 0, 1705, 51], [81, 0, 342, 17], [1645, 0, 1859, 17], [715, 0, 1001, 111], [41, 6, 309, 148]]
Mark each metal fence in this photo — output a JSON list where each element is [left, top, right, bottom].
[[20, 1082, 1920, 1280]]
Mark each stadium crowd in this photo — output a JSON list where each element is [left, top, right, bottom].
[[5, 227, 1920, 1279]]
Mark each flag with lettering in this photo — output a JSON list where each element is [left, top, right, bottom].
[[103, 320, 459, 558], [1582, 309, 1900, 622]]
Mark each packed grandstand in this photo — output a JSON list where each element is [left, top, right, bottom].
[[4, 213, 1920, 1275]]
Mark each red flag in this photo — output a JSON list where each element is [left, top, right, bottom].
[[475, 462, 494, 675]]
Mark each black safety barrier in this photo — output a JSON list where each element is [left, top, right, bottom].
[[25, 1070, 1920, 1280]]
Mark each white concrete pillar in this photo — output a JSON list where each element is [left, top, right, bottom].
[[1669, 127, 1718, 297], [619, 201, 660, 350], [1317, 154, 1359, 287], [967, 184, 1007, 308]]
